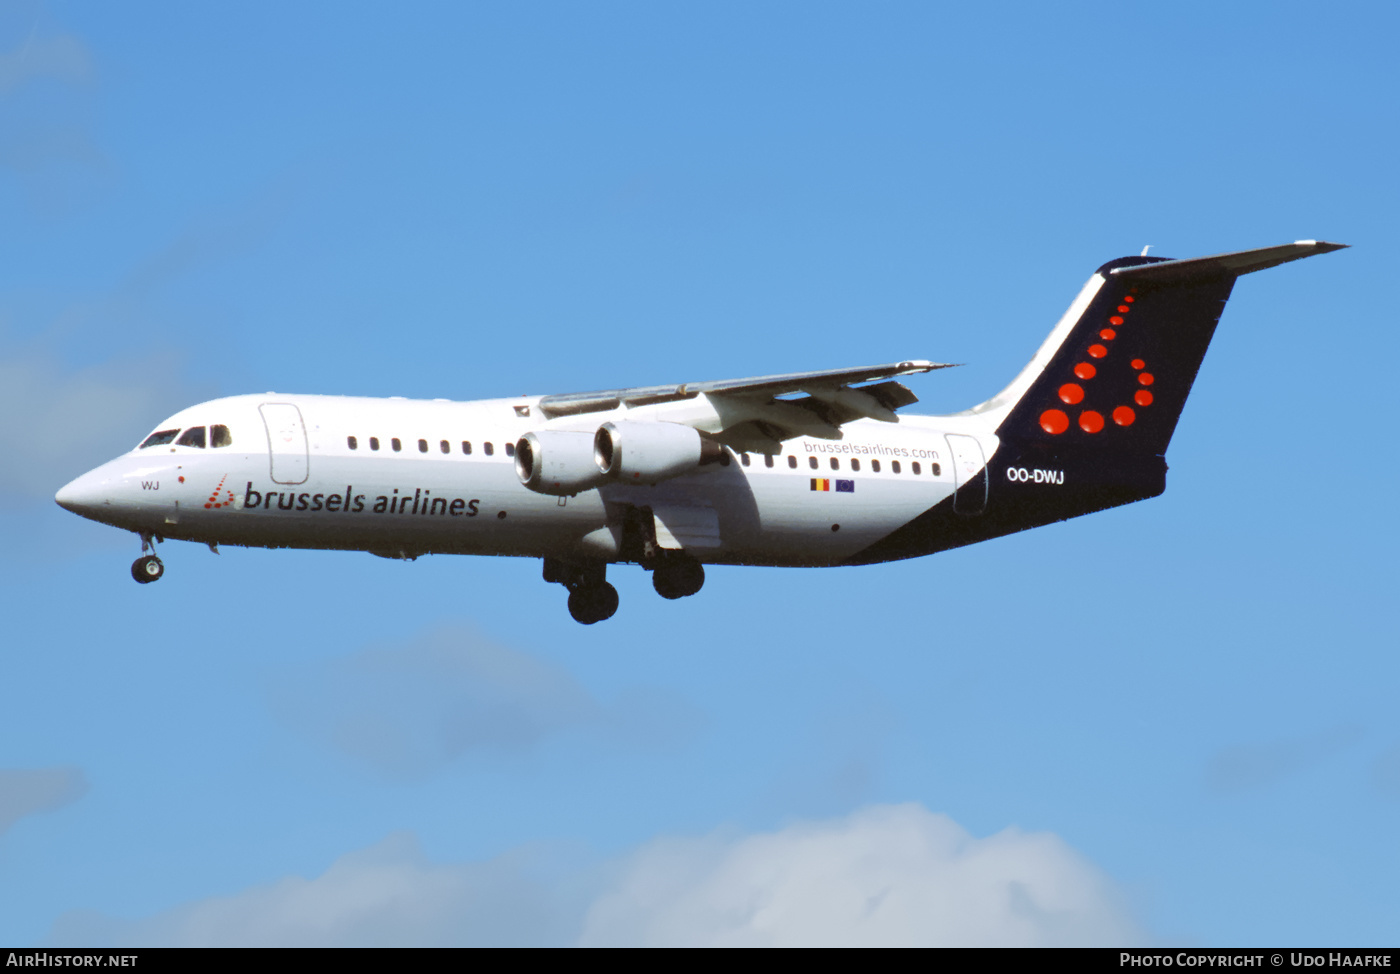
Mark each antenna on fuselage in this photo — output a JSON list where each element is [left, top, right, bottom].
[[1140, 245, 1152, 256]]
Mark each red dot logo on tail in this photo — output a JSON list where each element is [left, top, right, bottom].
[[1039, 295, 1154, 435]]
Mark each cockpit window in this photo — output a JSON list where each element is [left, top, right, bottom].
[[177, 426, 207, 449], [140, 429, 180, 449], [210, 424, 232, 448]]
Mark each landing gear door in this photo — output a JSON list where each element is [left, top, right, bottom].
[[652, 501, 721, 551], [260, 403, 309, 485], [945, 433, 987, 516]]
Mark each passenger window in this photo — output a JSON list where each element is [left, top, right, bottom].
[[851, 458, 860, 472], [462, 441, 472, 455], [764, 454, 774, 468], [892, 461, 901, 474], [787, 455, 797, 469], [932, 462, 942, 476], [140, 429, 180, 449], [418, 439, 428, 453], [176, 426, 207, 448], [872, 459, 881, 473], [370, 437, 380, 451], [440, 440, 450, 454], [808, 456, 818, 470], [741, 453, 751, 467], [830, 457, 839, 470], [484, 442, 494, 456], [211, 425, 233, 448], [505, 442, 515, 457], [912, 461, 921, 475], [348, 436, 358, 450], [392, 438, 402, 452]]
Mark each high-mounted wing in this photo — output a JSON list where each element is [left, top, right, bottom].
[[537, 360, 955, 443]]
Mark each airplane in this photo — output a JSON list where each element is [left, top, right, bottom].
[[55, 240, 1345, 624]]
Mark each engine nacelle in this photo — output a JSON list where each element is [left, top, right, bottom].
[[516, 431, 609, 496], [594, 421, 725, 485]]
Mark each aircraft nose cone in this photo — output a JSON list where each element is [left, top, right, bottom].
[[55, 470, 108, 518]]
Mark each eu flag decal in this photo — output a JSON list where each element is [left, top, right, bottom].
[[811, 478, 855, 493], [836, 479, 854, 492]]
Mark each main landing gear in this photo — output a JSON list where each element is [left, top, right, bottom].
[[650, 552, 705, 600], [624, 504, 706, 603], [131, 533, 165, 584], [543, 553, 706, 624], [544, 558, 619, 625]]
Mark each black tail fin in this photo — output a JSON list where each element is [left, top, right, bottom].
[[981, 241, 1346, 455]]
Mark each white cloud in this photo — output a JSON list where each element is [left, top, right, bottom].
[[579, 803, 1143, 946], [0, 766, 88, 835], [49, 833, 583, 948], [48, 804, 1145, 947]]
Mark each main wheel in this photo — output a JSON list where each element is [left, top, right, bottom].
[[653, 559, 704, 600], [568, 582, 619, 624], [131, 555, 164, 584]]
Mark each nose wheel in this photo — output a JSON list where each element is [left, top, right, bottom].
[[131, 554, 164, 583], [131, 532, 165, 584]]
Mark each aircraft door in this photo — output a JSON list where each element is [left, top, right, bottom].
[[945, 434, 987, 515], [260, 403, 309, 485]]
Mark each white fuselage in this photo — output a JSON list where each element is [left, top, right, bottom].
[[57, 392, 997, 568]]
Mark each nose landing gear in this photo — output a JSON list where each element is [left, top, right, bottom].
[[131, 554, 164, 583], [131, 532, 165, 584]]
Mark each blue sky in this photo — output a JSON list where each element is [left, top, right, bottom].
[[1, 0, 1394, 946]]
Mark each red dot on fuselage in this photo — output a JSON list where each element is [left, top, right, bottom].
[[1135, 390, 1154, 406], [1117, 305, 1130, 313], [1088, 344, 1107, 359], [1124, 295, 1135, 303], [1075, 362, 1096, 380], [1059, 383, 1084, 404], [1040, 409, 1070, 434], [1100, 328, 1116, 340], [1139, 372, 1154, 386], [1113, 405, 1136, 426], [1109, 316, 1124, 326], [204, 503, 212, 509], [1079, 410, 1104, 433], [1131, 359, 1145, 370]]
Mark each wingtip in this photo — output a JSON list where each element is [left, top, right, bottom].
[[1295, 240, 1349, 252], [907, 360, 962, 372]]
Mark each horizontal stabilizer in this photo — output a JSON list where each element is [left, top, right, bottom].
[[1110, 240, 1348, 284]]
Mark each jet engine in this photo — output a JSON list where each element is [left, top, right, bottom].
[[594, 421, 725, 485], [515, 431, 609, 496]]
